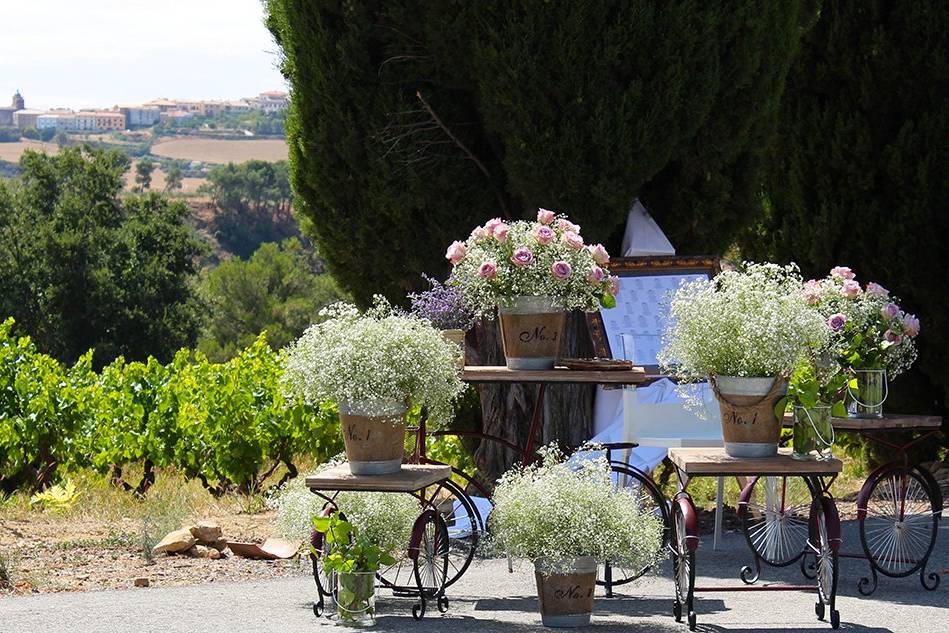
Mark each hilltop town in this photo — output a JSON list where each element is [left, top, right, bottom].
[[0, 90, 287, 133]]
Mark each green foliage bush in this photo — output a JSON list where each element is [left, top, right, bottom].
[[740, 0, 948, 456], [266, 0, 815, 304], [0, 318, 343, 496]]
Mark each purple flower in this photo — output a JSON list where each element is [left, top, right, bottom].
[[408, 275, 477, 331], [534, 225, 555, 245], [884, 330, 903, 345], [478, 261, 497, 279], [550, 261, 572, 280], [903, 314, 920, 337], [586, 265, 605, 284], [803, 279, 821, 305], [827, 313, 847, 332], [866, 282, 889, 297], [510, 247, 534, 267], [881, 302, 899, 320], [840, 279, 861, 298]]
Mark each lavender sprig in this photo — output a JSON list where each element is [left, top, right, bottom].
[[409, 275, 478, 331]]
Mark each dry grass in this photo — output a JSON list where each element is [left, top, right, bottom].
[[151, 138, 288, 164], [0, 140, 58, 163], [122, 161, 205, 194]]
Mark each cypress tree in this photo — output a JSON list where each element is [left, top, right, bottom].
[[266, 0, 814, 303], [742, 1, 949, 441]]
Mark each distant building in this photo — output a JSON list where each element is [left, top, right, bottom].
[[14, 109, 45, 130], [118, 105, 160, 128], [0, 90, 25, 126], [94, 111, 125, 131], [254, 91, 288, 113], [74, 111, 98, 131], [159, 109, 194, 122], [37, 113, 77, 131], [143, 98, 179, 112]]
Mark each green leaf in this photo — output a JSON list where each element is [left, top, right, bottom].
[[600, 294, 617, 309]]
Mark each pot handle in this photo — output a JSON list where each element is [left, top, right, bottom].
[[801, 407, 835, 449], [846, 370, 889, 408]]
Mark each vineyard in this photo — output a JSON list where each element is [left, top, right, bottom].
[[0, 318, 343, 498]]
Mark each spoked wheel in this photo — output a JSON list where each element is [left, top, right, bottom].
[[858, 466, 939, 583], [739, 476, 810, 570], [808, 495, 840, 629], [377, 476, 483, 591], [670, 495, 697, 631], [408, 511, 450, 620], [598, 463, 670, 593]]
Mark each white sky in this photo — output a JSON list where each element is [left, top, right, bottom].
[[0, 0, 287, 110]]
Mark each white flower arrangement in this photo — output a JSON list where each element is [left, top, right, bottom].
[[269, 465, 418, 554], [282, 300, 466, 423], [658, 262, 829, 382], [488, 444, 664, 575], [446, 209, 619, 316]]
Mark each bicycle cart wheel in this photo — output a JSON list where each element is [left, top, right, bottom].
[[377, 476, 481, 591], [597, 462, 670, 591], [408, 510, 450, 619], [670, 494, 698, 631], [739, 476, 810, 568], [808, 495, 840, 629], [857, 466, 939, 579]]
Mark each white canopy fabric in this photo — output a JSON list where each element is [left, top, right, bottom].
[[621, 199, 676, 257]]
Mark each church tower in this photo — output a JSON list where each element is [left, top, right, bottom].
[[11, 90, 24, 110]]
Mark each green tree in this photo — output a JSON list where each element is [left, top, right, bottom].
[[0, 147, 206, 366], [135, 159, 156, 191], [54, 131, 68, 148], [164, 165, 183, 192], [202, 159, 297, 258], [266, 0, 815, 304], [741, 1, 948, 452], [21, 126, 39, 140], [198, 237, 347, 361]]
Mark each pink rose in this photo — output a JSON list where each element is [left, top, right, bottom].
[[881, 302, 899, 320], [607, 275, 621, 296], [510, 247, 534, 267], [826, 313, 847, 332], [470, 226, 488, 240], [534, 225, 555, 245], [445, 240, 466, 265], [903, 314, 920, 337], [830, 266, 856, 280], [840, 279, 861, 298], [493, 223, 511, 242], [561, 230, 584, 250], [586, 265, 605, 284], [866, 282, 889, 297], [588, 243, 610, 265], [803, 280, 821, 305], [537, 208, 556, 225], [551, 261, 572, 280], [557, 218, 581, 234], [884, 330, 903, 345], [477, 261, 497, 279]]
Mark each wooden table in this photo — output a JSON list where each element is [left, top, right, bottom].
[[782, 412, 941, 431], [461, 365, 646, 385], [666, 448, 843, 631], [305, 463, 453, 620]]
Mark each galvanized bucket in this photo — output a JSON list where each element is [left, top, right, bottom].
[[533, 556, 597, 628], [712, 375, 787, 458], [338, 401, 406, 475], [498, 296, 565, 370]]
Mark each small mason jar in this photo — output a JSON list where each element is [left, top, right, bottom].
[[792, 404, 834, 461], [333, 571, 377, 627], [847, 369, 887, 418]]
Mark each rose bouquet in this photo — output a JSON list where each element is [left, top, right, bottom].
[[802, 267, 919, 377], [446, 209, 618, 315], [446, 210, 618, 369]]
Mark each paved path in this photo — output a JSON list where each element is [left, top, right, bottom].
[[1, 525, 946, 633]]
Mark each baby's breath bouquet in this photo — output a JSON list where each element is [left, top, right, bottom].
[[658, 262, 829, 384], [446, 209, 619, 316], [282, 300, 466, 423], [489, 444, 663, 575]]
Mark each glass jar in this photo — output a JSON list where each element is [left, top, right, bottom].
[[847, 369, 887, 418], [333, 571, 377, 627], [792, 404, 834, 460]]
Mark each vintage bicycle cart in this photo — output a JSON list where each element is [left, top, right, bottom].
[[307, 364, 671, 612], [668, 448, 844, 631], [739, 413, 942, 596]]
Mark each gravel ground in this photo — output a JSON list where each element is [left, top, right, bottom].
[[1, 521, 946, 633]]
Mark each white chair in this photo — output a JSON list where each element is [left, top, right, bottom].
[[622, 380, 730, 548]]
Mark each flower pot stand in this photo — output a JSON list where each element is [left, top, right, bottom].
[[768, 413, 943, 596], [306, 463, 454, 620], [667, 448, 843, 631]]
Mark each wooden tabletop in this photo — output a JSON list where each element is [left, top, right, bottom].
[[668, 447, 842, 477], [782, 413, 942, 431], [462, 365, 646, 385], [305, 463, 451, 493]]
